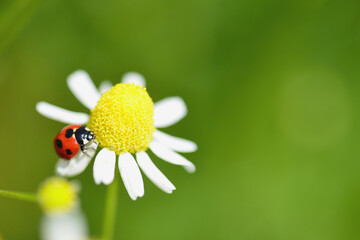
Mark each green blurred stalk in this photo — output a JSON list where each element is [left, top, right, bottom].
[[102, 177, 119, 240], [0, 0, 44, 55], [0, 189, 38, 203]]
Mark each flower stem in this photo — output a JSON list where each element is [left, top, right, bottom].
[[0, 190, 38, 203], [102, 177, 118, 240]]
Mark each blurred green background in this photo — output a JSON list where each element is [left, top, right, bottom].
[[1, 0, 360, 239]]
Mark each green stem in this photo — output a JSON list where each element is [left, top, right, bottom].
[[102, 177, 118, 240], [0, 190, 38, 203]]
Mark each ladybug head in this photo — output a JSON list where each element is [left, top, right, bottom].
[[87, 131, 95, 141]]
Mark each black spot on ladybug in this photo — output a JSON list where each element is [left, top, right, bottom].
[[65, 129, 74, 138], [55, 139, 63, 149], [66, 149, 72, 155]]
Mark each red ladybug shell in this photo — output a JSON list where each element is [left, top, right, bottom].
[[53, 125, 82, 160]]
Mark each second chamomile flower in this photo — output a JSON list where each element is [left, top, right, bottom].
[[39, 177, 88, 240]]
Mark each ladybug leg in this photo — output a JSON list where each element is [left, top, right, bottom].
[[82, 142, 97, 158], [84, 151, 93, 158], [81, 141, 97, 153], [80, 145, 85, 152], [80, 145, 91, 157]]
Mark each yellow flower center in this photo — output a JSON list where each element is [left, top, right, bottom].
[[38, 177, 76, 214], [88, 83, 155, 155]]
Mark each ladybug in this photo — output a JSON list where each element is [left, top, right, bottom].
[[53, 125, 96, 160]]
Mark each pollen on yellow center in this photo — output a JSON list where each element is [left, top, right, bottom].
[[88, 83, 155, 155], [38, 177, 76, 214]]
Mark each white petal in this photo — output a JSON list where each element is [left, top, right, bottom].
[[118, 153, 144, 200], [154, 97, 187, 128], [67, 70, 101, 110], [41, 209, 88, 240], [121, 72, 146, 87], [56, 142, 98, 177], [36, 102, 89, 125], [136, 152, 175, 194], [99, 80, 113, 94], [150, 140, 196, 173], [93, 148, 116, 185], [153, 130, 198, 153]]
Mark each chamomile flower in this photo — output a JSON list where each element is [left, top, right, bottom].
[[39, 177, 88, 240], [36, 70, 197, 200]]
